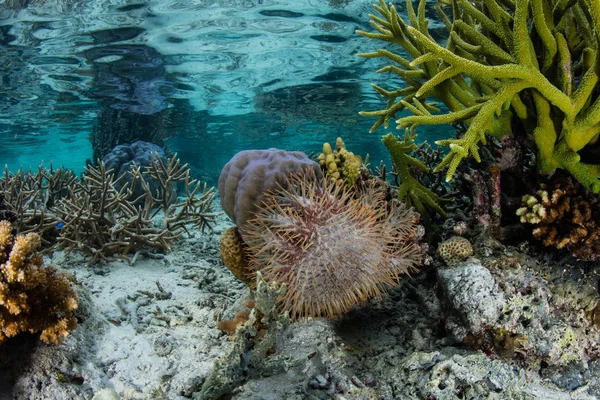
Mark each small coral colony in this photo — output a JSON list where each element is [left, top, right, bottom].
[[1, 0, 600, 353]]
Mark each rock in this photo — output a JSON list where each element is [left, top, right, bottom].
[[437, 261, 505, 340]]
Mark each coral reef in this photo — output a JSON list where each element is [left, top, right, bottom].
[[219, 226, 252, 285], [436, 236, 473, 265], [0, 163, 74, 242], [218, 148, 321, 230], [242, 172, 422, 320], [56, 154, 216, 265], [0, 220, 78, 344], [317, 137, 362, 188], [357, 0, 600, 193], [101, 140, 172, 200], [199, 272, 289, 399], [382, 131, 447, 219], [517, 175, 600, 260]]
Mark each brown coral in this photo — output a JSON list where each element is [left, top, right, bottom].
[[436, 236, 473, 265], [0, 220, 78, 344], [56, 155, 216, 265], [242, 173, 422, 320], [516, 176, 600, 260], [0, 163, 74, 242], [220, 226, 253, 284]]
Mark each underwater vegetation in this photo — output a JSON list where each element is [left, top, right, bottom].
[[218, 148, 423, 320], [0, 220, 78, 344], [357, 0, 600, 195]]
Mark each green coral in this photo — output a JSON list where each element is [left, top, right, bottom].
[[357, 0, 600, 193], [382, 131, 447, 218]]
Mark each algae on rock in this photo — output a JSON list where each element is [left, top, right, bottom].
[[197, 272, 289, 400]]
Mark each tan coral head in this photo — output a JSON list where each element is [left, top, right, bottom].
[[219, 226, 254, 285], [436, 236, 473, 265]]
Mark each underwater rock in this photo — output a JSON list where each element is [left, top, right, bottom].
[[101, 140, 171, 200], [438, 261, 505, 340], [380, 348, 574, 399]]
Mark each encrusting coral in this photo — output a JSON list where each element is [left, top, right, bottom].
[[242, 172, 422, 320], [517, 176, 600, 260], [357, 0, 600, 193], [0, 220, 78, 344]]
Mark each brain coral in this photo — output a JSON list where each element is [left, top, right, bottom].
[[219, 226, 253, 284], [436, 236, 473, 265], [242, 174, 422, 320], [218, 149, 322, 230]]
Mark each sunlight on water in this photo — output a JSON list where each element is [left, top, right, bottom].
[[0, 0, 449, 186]]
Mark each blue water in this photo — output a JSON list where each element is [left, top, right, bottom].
[[0, 0, 448, 187]]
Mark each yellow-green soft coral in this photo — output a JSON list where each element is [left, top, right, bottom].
[[357, 0, 600, 193]]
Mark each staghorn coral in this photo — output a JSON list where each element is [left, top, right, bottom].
[[101, 140, 172, 201], [357, 0, 600, 193], [56, 154, 216, 265], [0, 220, 78, 344], [317, 137, 362, 188], [0, 163, 75, 243], [242, 172, 422, 320], [382, 131, 447, 219], [516, 176, 600, 260]]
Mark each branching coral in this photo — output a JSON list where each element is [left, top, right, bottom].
[[0, 220, 78, 344], [516, 176, 600, 260], [56, 154, 216, 265], [0, 164, 74, 241], [382, 131, 448, 219], [242, 172, 422, 320], [357, 0, 600, 193]]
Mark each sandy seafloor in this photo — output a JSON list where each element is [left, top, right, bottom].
[[2, 203, 600, 400]]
